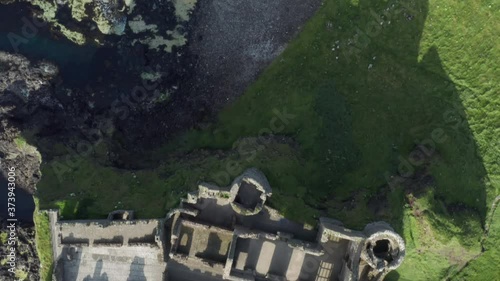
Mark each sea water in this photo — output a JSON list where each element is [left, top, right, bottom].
[[0, 2, 113, 87]]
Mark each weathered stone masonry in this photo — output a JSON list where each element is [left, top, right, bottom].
[[48, 168, 405, 281]]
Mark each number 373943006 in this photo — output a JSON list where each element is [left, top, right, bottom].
[[7, 166, 16, 211]]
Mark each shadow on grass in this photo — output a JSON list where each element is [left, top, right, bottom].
[[54, 198, 97, 220], [305, 0, 489, 234], [169, 0, 491, 238], [303, 0, 491, 279]]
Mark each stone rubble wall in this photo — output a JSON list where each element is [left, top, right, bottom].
[[223, 234, 239, 279], [226, 269, 256, 281], [189, 168, 273, 216], [51, 210, 164, 252], [234, 226, 323, 256], [180, 218, 233, 235], [171, 253, 225, 273], [184, 182, 231, 205], [107, 210, 135, 220], [318, 218, 406, 281], [165, 207, 199, 220], [318, 217, 365, 243]]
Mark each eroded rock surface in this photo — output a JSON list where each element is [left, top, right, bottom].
[[0, 52, 61, 192], [0, 219, 39, 281]]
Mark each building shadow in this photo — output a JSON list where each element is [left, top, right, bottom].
[[94, 235, 124, 245], [176, 226, 194, 256], [234, 237, 263, 271], [313, 0, 489, 221], [189, 198, 236, 228], [166, 259, 224, 281], [83, 259, 108, 281], [268, 241, 293, 277], [61, 233, 89, 244], [127, 257, 147, 281], [311, 0, 490, 279], [197, 232, 227, 263], [53, 245, 83, 281]]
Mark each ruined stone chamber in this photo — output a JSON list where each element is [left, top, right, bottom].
[[48, 168, 405, 281], [49, 210, 167, 281], [166, 168, 406, 281]]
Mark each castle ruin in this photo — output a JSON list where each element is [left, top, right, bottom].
[[48, 168, 405, 281]]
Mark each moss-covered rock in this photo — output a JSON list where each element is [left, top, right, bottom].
[[7, 0, 198, 53], [28, 0, 126, 44], [173, 0, 197, 22]]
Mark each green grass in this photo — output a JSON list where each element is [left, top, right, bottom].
[[450, 197, 500, 281], [174, 0, 498, 212], [14, 136, 27, 149], [386, 210, 456, 280], [387, 192, 483, 280], [35, 0, 499, 280], [15, 269, 28, 280], [0, 231, 7, 245], [34, 199, 54, 281], [37, 139, 321, 223]]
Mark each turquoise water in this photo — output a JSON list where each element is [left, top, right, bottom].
[[0, 3, 111, 87], [0, 33, 98, 84]]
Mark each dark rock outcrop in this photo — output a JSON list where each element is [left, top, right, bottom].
[[0, 218, 40, 281], [0, 51, 61, 193]]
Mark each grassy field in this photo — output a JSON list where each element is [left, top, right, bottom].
[[35, 0, 498, 279], [450, 197, 500, 280], [33, 199, 53, 281]]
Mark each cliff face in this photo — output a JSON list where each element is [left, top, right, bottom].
[[0, 53, 48, 280], [0, 52, 60, 193]]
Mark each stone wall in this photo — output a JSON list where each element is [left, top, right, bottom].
[[46, 168, 405, 281]]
